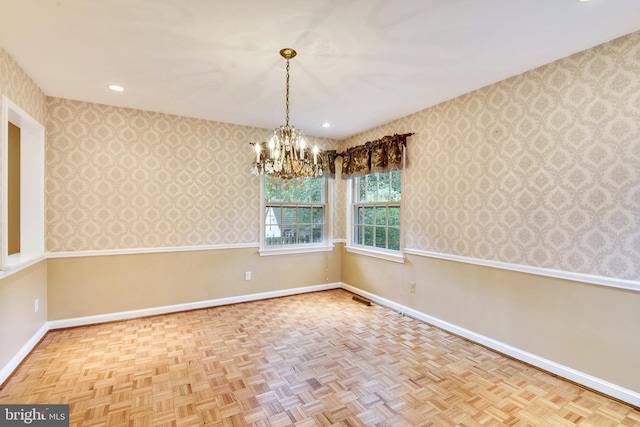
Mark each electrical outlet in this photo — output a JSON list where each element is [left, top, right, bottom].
[[34, 299, 39, 313], [245, 271, 251, 281], [409, 281, 416, 294]]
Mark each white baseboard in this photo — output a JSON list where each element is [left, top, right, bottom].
[[4, 282, 639, 409], [341, 283, 640, 408], [0, 323, 48, 385], [48, 283, 342, 329]]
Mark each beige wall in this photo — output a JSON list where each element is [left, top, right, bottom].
[[0, 261, 47, 371], [47, 247, 341, 320], [342, 252, 640, 393]]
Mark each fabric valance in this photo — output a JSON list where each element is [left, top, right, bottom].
[[338, 133, 413, 179]]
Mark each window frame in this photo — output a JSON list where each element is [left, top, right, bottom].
[[1, 95, 45, 271], [346, 170, 405, 263], [259, 175, 333, 256]]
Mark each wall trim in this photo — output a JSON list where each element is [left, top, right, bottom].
[[47, 282, 342, 329], [0, 323, 48, 386], [404, 248, 640, 293], [259, 244, 335, 257], [46, 243, 260, 259], [341, 283, 640, 408], [345, 245, 405, 263]]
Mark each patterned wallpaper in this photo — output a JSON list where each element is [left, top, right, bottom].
[[0, 47, 47, 125], [340, 31, 640, 281], [46, 98, 336, 251]]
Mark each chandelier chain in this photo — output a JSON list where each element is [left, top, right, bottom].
[[285, 59, 290, 126]]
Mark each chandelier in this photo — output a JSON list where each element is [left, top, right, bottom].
[[250, 48, 323, 180]]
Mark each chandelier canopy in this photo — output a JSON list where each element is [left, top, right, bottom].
[[250, 48, 323, 180]]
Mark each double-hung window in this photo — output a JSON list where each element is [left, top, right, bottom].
[[348, 170, 403, 261], [261, 175, 330, 254]]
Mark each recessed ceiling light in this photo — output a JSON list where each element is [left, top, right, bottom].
[[108, 84, 124, 92], [576, 0, 592, 2], [320, 122, 332, 128]]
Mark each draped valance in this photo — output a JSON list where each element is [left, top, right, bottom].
[[338, 133, 413, 179]]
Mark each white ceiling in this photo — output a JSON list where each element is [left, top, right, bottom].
[[1, 0, 639, 139]]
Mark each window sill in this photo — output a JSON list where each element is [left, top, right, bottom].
[[1, 252, 46, 277], [345, 245, 405, 263], [259, 244, 335, 257]]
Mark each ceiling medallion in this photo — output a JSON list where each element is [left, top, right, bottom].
[[250, 48, 322, 180]]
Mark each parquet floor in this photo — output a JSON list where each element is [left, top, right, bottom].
[[1, 290, 639, 426]]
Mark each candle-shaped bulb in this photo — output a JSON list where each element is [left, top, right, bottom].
[[313, 145, 319, 165], [255, 143, 261, 163], [268, 137, 275, 158], [300, 138, 305, 160]]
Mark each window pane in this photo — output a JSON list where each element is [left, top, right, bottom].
[[375, 206, 386, 226], [364, 226, 374, 246], [312, 207, 323, 224], [294, 178, 308, 202], [311, 178, 323, 203], [265, 176, 280, 202], [265, 206, 280, 224], [388, 227, 400, 250], [298, 224, 311, 243], [388, 206, 400, 226], [353, 225, 362, 245], [366, 176, 377, 202], [363, 206, 374, 225], [266, 236, 280, 246], [283, 228, 296, 244], [391, 178, 401, 202], [312, 225, 323, 243], [375, 226, 386, 248], [298, 207, 311, 223], [282, 207, 297, 224], [282, 182, 295, 202], [377, 174, 390, 202], [354, 206, 362, 225], [358, 179, 366, 202]]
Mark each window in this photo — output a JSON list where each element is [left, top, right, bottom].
[[261, 175, 330, 254], [349, 170, 403, 261]]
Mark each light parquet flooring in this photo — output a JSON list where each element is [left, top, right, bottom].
[[1, 289, 639, 426]]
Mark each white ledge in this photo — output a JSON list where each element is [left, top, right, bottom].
[[259, 244, 334, 256], [404, 248, 640, 292], [47, 243, 260, 258], [345, 245, 405, 263], [0, 253, 46, 279]]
